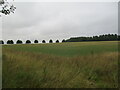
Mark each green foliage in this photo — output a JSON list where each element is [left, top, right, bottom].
[[34, 40, 38, 43], [26, 40, 31, 44], [49, 39, 53, 43], [62, 39, 66, 42], [16, 40, 23, 44], [42, 40, 46, 43], [7, 40, 14, 44], [66, 34, 119, 42], [0, 40, 4, 44], [2, 34, 119, 45], [0, 0, 16, 15], [56, 40, 59, 43]]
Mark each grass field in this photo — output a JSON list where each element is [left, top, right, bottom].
[[2, 41, 119, 88]]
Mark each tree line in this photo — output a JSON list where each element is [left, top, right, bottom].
[[0, 34, 119, 44], [65, 34, 120, 42], [0, 39, 66, 44]]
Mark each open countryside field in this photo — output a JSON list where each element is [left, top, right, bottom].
[[2, 41, 119, 88]]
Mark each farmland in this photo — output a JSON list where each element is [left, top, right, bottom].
[[2, 41, 119, 88]]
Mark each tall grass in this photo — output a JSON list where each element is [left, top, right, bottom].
[[2, 47, 118, 88]]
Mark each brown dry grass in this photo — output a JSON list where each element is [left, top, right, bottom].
[[2, 47, 118, 88]]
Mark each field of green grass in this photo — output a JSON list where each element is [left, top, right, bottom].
[[2, 41, 119, 88]]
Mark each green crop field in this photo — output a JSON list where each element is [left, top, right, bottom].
[[2, 41, 119, 88]]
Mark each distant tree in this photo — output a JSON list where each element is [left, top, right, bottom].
[[49, 39, 53, 43], [62, 39, 66, 42], [65, 34, 119, 42], [10, 40, 14, 44], [34, 40, 38, 43], [113, 34, 118, 40], [0, 40, 4, 44], [26, 40, 31, 44], [42, 40, 46, 43], [16, 40, 23, 44], [118, 35, 120, 41], [56, 40, 59, 43], [93, 36, 98, 41], [7, 40, 14, 44]]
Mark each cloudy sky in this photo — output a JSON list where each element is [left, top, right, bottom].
[[1, 1, 118, 43]]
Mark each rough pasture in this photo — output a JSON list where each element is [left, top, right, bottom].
[[2, 41, 119, 88]]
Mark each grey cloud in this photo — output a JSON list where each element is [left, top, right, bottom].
[[2, 2, 118, 43]]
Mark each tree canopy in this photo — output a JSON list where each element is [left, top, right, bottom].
[[0, 40, 4, 44], [7, 40, 14, 44], [26, 40, 31, 44], [49, 39, 53, 43], [62, 39, 66, 42], [34, 40, 38, 43], [16, 40, 23, 44], [66, 34, 119, 42], [56, 40, 59, 43], [42, 40, 46, 43], [0, 0, 16, 15], [1, 34, 119, 45]]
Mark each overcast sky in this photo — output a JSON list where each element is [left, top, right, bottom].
[[1, 1, 118, 43]]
